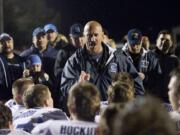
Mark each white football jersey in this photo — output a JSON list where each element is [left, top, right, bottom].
[[0, 129, 30, 135], [32, 120, 97, 135], [5, 99, 26, 117], [13, 107, 69, 133], [100, 101, 108, 109]]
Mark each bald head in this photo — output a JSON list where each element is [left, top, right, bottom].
[[83, 21, 104, 54], [84, 21, 103, 34]]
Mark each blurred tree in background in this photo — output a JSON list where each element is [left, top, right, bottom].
[[3, 0, 61, 51]]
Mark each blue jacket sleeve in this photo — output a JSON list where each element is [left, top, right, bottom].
[[60, 54, 81, 97]]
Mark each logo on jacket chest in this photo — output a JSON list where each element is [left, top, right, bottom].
[[140, 60, 149, 73], [109, 63, 118, 73]]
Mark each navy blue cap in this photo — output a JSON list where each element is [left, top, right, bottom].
[[0, 33, 12, 42], [69, 23, 83, 37], [127, 29, 142, 45], [44, 24, 58, 33], [32, 27, 46, 37]]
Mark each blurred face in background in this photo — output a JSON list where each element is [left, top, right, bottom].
[[156, 34, 173, 54], [46, 29, 58, 42], [30, 64, 42, 72], [70, 35, 84, 48], [142, 36, 150, 50], [128, 42, 142, 54], [1, 38, 14, 54], [34, 33, 48, 51]]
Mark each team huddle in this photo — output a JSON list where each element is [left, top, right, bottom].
[[0, 20, 180, 135]]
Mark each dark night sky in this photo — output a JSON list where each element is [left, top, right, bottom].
[[47, 0, 180, 43]]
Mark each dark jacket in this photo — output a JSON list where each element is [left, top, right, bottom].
[[175, 45, 180, 59], [121, 44, 162, 91], [151, 48, 180, 102], [61, 43, 144, 101], [54, 44, 77, 83], [0, 53, 25, 100], [54, 44, 77, 109]]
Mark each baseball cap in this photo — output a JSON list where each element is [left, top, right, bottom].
[[32, 27, 46, 37], [0, 33, 12, 42], [44, 24, 58, 33], [127, 28, 142, 45], [69, 23, 83, 37], [27, 54, 42, 68]]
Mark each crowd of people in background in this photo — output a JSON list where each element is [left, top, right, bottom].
[[0, 20, 180, 135]]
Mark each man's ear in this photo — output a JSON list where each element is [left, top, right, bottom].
[[44, 99, 49, 107], [68, 104, 76, 114], [68, 104, 77, 120], [14, 95, 23, 104]]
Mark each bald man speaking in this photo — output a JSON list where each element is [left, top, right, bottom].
[[61, 21, 144, 101]]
